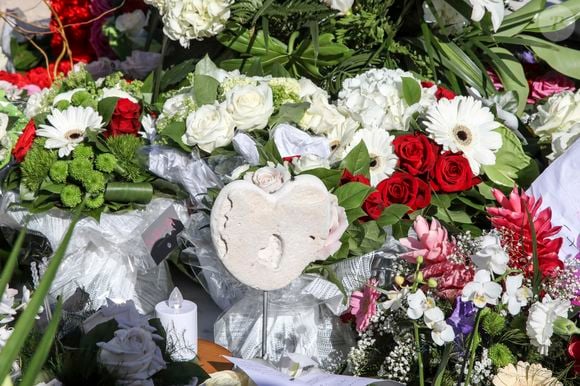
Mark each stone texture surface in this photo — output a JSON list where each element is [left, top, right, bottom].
[[211, 175, 333, 291]]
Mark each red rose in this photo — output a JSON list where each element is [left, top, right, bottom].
[[377, 171, 431, 211], [12, 120, 36, 162], [569, 336, 580, 374], [430, 152, 481, 193], [393, 133, 439, 176], [108, 98, 142, 137], [341, 169, 370, 186], [362, 191, 384, 220], [421, 81, 456, 100]]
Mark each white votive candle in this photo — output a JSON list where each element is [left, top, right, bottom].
[[155, 287, 198, 361]]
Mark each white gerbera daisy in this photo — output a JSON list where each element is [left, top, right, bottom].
[[345, 128, 398, 186], [424, 96, 502, 175], [37, 106, 104, 157]]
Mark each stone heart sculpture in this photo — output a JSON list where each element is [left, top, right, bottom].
[[210, 175, 334, 290]]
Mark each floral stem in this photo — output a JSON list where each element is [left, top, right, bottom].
[[152, 35, 169, 104], [414, 321, 425, 386], [464, 310, 483, 386]]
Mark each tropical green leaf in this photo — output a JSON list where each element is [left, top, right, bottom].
[[495, 0, 546, 36], [526, 0, 580, 33], [97, 97, 119, 125], [523, 34, 580, 79], [436, 207, 473, 224], [160, 59, 196, 91], [161, 121, 191, 153], [487, 47, 529, 115]]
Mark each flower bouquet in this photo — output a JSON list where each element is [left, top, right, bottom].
[[343, 188, 579, 385], [0, 67, 189, 312]]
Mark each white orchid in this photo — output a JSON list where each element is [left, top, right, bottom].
[[461, 270, 502, 308], [502, 274, 532, 316], [468, 0, 505, 32], [431, 321, 455, 346], [471, 233, 509, 275], [406, 289, 445, 328]]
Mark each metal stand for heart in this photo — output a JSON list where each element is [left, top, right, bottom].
[[261, 291, 268, 359]]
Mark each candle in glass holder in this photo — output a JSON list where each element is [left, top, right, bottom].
[[155, 287, 198, 361]]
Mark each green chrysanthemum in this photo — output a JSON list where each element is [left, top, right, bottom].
[[71, 90, 96, 109], [95, 153, 118, 173], [21, 140, 57, 191], [482, 312, 506, 337], [60, 184, 82, 208], [86, 193, 105, 209], [82, 171, 106, 194], [69, 158, 94, 181], [49, 161, 69, 184], [72, 143, 94, 160], [54, 100, 70, 111], [489, 343, 515, 368]]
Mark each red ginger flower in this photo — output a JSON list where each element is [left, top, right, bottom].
[[486, 187, 564, 278]]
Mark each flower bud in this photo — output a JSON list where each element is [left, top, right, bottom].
[[416, 272, 424, 283], [416, 255, 424, 265], [394, 276, 405, 287], [553, 317, 580, 336], [427, 278, 438, 288]]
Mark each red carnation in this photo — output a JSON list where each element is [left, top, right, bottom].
[[108, 98, 142, 137], [430, 151, 481, 193], [393, 133, 439, 176], [12, 120, 37, 162], [341, 169, 370, 186], [0, 71, 28, 87], [377, 171, 431, 211], [421, 81, 456, 100], [569, 336, 580, 375]]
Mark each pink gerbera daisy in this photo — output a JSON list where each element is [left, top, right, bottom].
[[348, 278, 380, 332]]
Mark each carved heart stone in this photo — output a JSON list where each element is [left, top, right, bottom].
[[210, 175, 334, 290]]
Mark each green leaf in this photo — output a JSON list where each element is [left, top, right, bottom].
[[376, 204, 409, 227], [334, 182, 372, 211], [161, 121, 191, 153], [430, 193, 454, 209], [19, 299, 63, 386], [526, 0, 580, 33], [477, 181, 495, 200], [0, 204, 83, 379], [271, 62, 291, 77], [301, 168, 342, 190], [258, 139, 282, 164], [247, 58, 265, 76], [345, 207, 367, 223], [340, 141, 370, 178], [10, 38, 40, 70], [401, 77, 422, 106], [195, 55, 220, 77], [522, 34, 580, 79], [481, 126, 537, 187], [436, 207, 473, 224], [487, 47, 529, 115], [97, 97, 119, 124], [193, 74, 219, 105], [268, 102, 309, 126], [160, 59, 196, 91], [495, 0, 546, 36], [0, 227, 27, 299]]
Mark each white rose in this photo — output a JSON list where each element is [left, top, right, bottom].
[[322, 0, 354, 15], [291, 154, 330, 173], [300, 92, 350, 135], [82, 299, 152, 334], [317, 194, 348, 258], [116, 10, 148, 36], [98, 327, 166, 384], [0, 113, 8, 140], [161, 93, 196, 117], [244, 163, 291, 193], [182, 103, 235, 152], [226, 83, 274, 131]]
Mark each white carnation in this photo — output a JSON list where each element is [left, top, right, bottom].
[[526, 295, 570, 355], [338, 68, 435, 131], [161, 0, 232, 48]]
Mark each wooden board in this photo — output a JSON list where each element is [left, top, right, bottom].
[[197, 339, 233, 374]]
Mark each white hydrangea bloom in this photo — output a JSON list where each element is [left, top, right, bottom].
[[338, 68, 436, 131]]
